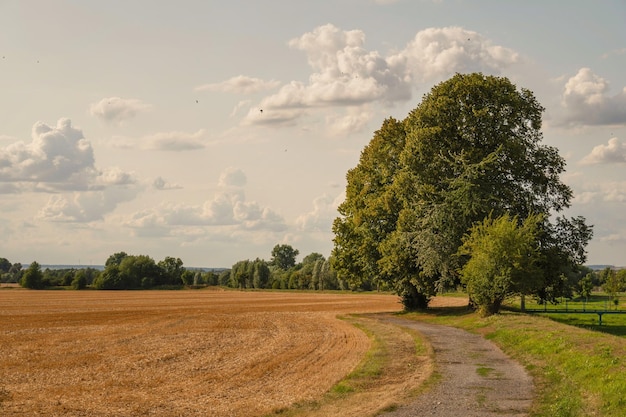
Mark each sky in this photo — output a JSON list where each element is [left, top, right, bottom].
[[1, 0, 625, 268]]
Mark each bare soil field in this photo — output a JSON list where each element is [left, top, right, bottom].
[[0, 289, 404, 416]]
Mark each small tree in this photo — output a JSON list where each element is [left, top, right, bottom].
[[603, 269, 623, 308], [458, 213, 543, 316], [270, 244, 299, 270], [578, 273, 594, 302], [0, 257, 11, 274], [20, 261, 44, 289]]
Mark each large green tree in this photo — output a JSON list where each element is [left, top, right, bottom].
[[333, 73, 592, 310]]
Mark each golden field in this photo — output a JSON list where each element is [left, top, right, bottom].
[[0, 289, 405, 416]]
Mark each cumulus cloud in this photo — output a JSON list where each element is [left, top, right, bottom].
[[89, 97, 151, 124], [125, 168, 287, 236], [393, 26, 519, 82], [326, 107, 374, 136], [95, 167, 137, 187], [581, 137, 626, 164], [0, 118, 96, 191], [560, 68, 626, 126], [195, 75, 280, 94], [295, 193, 342, 232], [37, 184, 141, 222], [218, 167, 247, 187], [0, 119, 141, 220], [153, 176, 182, 190], [125, 191, 287, 232], [243, 24, 519, 127]]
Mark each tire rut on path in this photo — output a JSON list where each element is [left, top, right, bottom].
[[377, 315, 533, 417]]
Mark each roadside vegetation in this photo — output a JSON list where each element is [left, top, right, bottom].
[[406, 304, 626, 417]]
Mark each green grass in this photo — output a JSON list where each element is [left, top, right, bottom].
[[506, 293, 626, 337], [329, 318, 387, 396], [476, 365, 494, 377], [519, 293, 626, 312], [403, 304, 626, 417]]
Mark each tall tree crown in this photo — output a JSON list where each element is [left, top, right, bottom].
[[332, 72, 590, 310]]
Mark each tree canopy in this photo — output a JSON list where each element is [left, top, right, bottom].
[[20, 261, 44, 289], [458, 213, 543, 315], [270, 244, 299, 270], [332, 72, 592, 311]]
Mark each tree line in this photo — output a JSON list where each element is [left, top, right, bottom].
[[1, 243, 358, 292], [2, 254, 622, 303]]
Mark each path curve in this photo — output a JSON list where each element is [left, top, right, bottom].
[[377, 315, 533, 417]]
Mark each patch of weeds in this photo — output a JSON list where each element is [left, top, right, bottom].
[[330, 382, 354, 395], [476, 392, 487, 407], [476, 365, 494, 377]]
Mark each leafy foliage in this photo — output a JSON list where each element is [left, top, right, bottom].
[[270, 244, 299, 270], [332, 72, 592, 310], [20, 261, 44, 289], [458, 213, 543, 315]]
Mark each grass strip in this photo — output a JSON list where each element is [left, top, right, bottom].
[[403, 307, 626, 417]]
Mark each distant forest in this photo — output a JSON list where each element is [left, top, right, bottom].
[[0, 244, 364, 291]]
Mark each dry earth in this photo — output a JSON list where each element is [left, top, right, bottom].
[[0, 290, 403, 416]]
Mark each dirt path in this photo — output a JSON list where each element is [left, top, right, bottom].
[[378, 315, 534, 417]]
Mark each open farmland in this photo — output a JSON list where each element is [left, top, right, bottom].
[[0, 290, 404, 416]]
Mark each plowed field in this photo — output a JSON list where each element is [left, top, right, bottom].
[[0, 290, 402, 416]]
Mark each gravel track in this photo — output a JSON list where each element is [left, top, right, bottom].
[[378, 315, 534, 417]]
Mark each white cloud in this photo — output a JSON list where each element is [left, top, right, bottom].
[[326, 107, 374, 136], [0, 119, 141, 219], [125, 168, 287, 236], [126, 191, 287, 232], [243, 25, 519, 129], [146, 129, 207, 151], [295, 193, 342, 232], [574, 181, 626, 204], [95, 167, 137, 186], [112, 130, 209, 151], [581, 137, 626, 164], [392, 26, 519, 82], [153, 176, 182, 190], [560, 68, 626, 126], [218, 167, 247, 187], [242, 105, 305, 126], [37, 184, 141, 222], [89, 97, 151, 124], [230, 100, 252, 117], [195, 75, 280, 94], [0, 118, 96, 191]]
